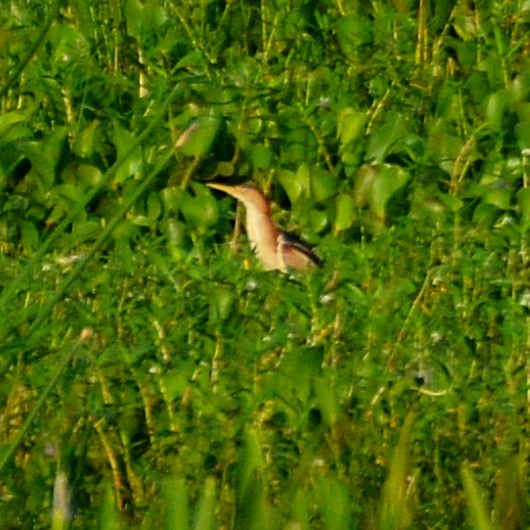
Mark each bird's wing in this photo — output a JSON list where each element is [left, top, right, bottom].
[[277, 231, 321, 271]]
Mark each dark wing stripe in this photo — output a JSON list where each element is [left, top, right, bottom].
[[279, 231, 321, 267]]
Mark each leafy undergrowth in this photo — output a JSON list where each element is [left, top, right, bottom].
[[1, 1, 530, 529]]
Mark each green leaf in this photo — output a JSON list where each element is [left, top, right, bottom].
[[354, 164, 409, 218], [483, 186, 511, 210], [337, 107, 368, 152], [336, 14, 372, 59], [283, 122, 314, 165], [313, 377, 336, 427], [179, 183, 219, 230], [369, 165, 409, 218], [485, 90, 508, 133], [234, 430, 268, 530], [192, 478, 217, 530], [74, 120, 101, 158], [20, 220, 39, 253], [147, 191, 162, 220], [316, 474, 351, 530], [215, 161, 235, 177], [235, 429, 263, 505], [461, 465, 494, 530], [517, 187, 530, 225], [161, 186, 184, 212], [162, 477, 189, 530], [208, 287, 235, 324], [250, 143, 273, 170], [365, 111, 408, 164], [438, 192, 464, 213], [310, 168, 337, 203], [493, 455, 525, 530], [17, 127, 67, 190], [160, 218, 187, 249], [177, 114, 221, 158], [124, 0, 145, 41], [309, 209, 328, 233], [54, 183, 85, 203], [78, 164, 103, 187], [0, 111, 27, 135], [175, 51, 208, 71], [378, 413, 415, 530], [278, 166, 309, 204], [353, 164, 377, 208], [112, 122, 143, 183], [99, 483, 122, 530], [334, 193, 356, 232]]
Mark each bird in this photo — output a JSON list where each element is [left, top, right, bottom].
[[207, 183, 320, 272]]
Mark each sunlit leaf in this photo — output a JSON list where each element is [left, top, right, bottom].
[[334, 193, 356, 232], [353, 164, 377, 208], [461, 465, 494, 530], [161, 186, 184, 212], [0, 111, 27, 135], [337, 107, 368, 152], [278, 165, 310, 204], [77, 164, 103, 187], [483, 186, 511, 210], [192, 478, 217, 530]]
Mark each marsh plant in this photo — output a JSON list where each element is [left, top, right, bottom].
[[0, 1, 529, 528]]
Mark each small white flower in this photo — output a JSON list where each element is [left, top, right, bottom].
[[245, 279, 258, 291], [149, 364, 162, 374], [431, 331, 443, 343], [520, 291, 530, 308], [319, 293, 334, 304]]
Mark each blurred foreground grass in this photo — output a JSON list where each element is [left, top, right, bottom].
[[1, 1, 530, 528]]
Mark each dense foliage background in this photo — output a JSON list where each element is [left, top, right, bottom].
[[1, 0, 530, 528]]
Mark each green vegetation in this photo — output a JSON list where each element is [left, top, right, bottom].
[[1, 0, 529, 528]]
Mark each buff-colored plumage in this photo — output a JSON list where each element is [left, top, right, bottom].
[[208, 183, 320, 272]]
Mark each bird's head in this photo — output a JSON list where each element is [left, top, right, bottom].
[[207, 183, 270, 214]]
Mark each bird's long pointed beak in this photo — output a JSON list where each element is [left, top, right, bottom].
[[207, 182, 246, 201], [207, 182, 271, 213]]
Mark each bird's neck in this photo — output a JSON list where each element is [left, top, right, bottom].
[[245, 208, 281, 271]]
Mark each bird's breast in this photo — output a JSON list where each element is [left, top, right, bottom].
[[245, 209, 282, 271]]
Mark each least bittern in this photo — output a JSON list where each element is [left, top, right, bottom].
[[208, 183, 320, 272]]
